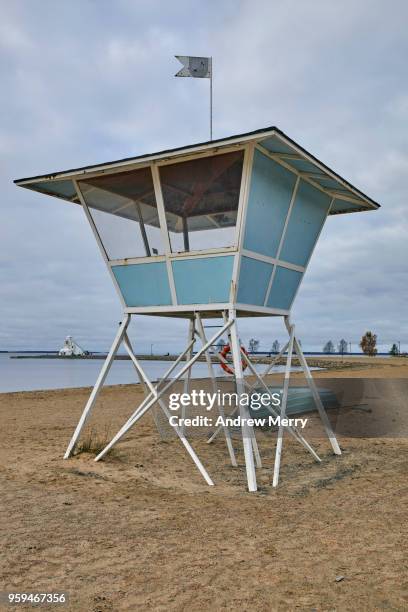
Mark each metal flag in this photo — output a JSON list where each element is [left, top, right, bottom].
[[175, 56, 212, 78]]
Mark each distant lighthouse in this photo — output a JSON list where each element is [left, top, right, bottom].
[[58, 336, 88, 357]]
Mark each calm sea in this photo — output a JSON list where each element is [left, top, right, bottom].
[[0, 353, 321, 393]]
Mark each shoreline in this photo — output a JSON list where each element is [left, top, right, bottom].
[[1, 356, 408, 398]]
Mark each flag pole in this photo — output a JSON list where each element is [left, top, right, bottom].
[[174, 55, 213, 140], [210, 57, 213, 140]]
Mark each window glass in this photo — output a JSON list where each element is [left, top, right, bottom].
[[159, 150, 244, 253], [78, 167, 163, 260]]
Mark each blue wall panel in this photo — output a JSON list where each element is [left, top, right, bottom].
[[267, 266, 303, 310], [112, 262, 172, 307], [280, 180, 331, 266], [237, 256, 273, 306], [172, 256, 233, 304], [244, 150, 296, 258]]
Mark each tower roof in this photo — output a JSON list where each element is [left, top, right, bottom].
[[14, 126, 380, 215]]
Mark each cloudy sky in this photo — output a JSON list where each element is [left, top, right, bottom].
[[1, 0, 407, 353]]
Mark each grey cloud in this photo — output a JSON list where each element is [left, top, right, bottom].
[[1, 0, 407, 353]]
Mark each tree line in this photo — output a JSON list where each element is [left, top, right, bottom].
[[323, 332, 401, 356], [215, 332, 403, 356]]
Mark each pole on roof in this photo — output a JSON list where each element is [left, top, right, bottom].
[[175, 55, 213, 140], [210, 57, 213, 140]]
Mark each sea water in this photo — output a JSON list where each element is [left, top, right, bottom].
[[0, 353, 309, 393]]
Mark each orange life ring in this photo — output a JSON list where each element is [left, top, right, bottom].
[[219, 344, 248, 375]]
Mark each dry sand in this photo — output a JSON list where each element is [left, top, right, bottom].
[[0, 357, 407, 611]]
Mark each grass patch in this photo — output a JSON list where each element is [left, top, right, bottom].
[[75, 424, 115, 458]]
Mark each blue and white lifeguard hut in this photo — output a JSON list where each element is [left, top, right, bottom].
[[15, 126, 380, 491]]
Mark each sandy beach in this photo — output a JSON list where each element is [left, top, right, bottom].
[[1, 357, 407, 610]]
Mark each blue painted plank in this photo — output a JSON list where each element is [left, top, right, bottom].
[[172, 256, 233, 304], [267, 266, 303, 310], [112, 262, 172, 307], [237, 256, 273, 306], [244, 150, 296, 258], [280, 180, 331, 266]]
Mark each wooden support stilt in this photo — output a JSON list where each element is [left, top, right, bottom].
[[229, 310, 257, 492], [64, 314, 130, 459], [195, 312, 237, 466]]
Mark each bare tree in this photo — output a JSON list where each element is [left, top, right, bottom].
[[323, 340, 335, 354], [248, 338, 260, 353], [360, 331, 377, 356], [338, 339, 348, 355], [271, 340, 280, 354]]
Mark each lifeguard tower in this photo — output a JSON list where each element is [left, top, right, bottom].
[[15, 126, 380, 491]]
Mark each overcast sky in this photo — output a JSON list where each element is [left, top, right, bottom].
[[1, 0, 407, 353]]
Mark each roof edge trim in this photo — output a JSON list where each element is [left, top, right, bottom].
[[13, 125, 381, 211]]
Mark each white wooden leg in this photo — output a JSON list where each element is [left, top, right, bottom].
[[157, 398, 214, 486], [181, 318, 195, 435], [229, 311, 257, 492], [247, 340, 290, 391], [206, 404, 238, 443], [95, 320, 233, 458], [195, 313, 237, 467], [273, 319, 295, 487], [123, 332, 148, 391], [63, 314, 131, 459], [289, 329, 342, 455], [223, 312, 262, 469], [123, 334, 157, 396], [251, 436, 263, 469], [240, 347, 320, 462], [97, 333, 214, 485], [119, 335, 196, 434], [95, 381, 214, 485]]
